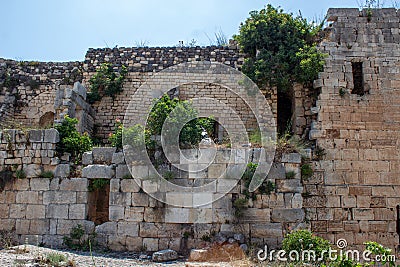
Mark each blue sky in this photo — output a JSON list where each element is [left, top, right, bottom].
[[0, 0, 384, 62]]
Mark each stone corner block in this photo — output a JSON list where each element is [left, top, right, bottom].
[[92, 147, 116, 164], [54, 164, 70, 178], [82, 151, 93, 165], [82, 165, 114, 179], [44, 129, 60, 143]]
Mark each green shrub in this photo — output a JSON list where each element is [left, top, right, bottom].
[[147, 94, 214, 148], [234, 4, 326, 92], [282, 230, 331, 262], [63, 224, 97, 251], [46, 252, 67, 266], [301, 163, 313, 179], [39, 171, 54, 179], [286, 171, 296, 179], [55, 115, 93, 161], [87, 63, 127, 103], [88, 178, 110, 192]]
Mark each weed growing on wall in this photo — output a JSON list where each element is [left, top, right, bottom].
[[87, 63, 127, 103], [55, 115, 92, 161]]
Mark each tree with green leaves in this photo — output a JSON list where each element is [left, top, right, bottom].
[[234, 4, 326, 92]]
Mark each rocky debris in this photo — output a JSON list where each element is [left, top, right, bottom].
[[152, 249, 178, 262]]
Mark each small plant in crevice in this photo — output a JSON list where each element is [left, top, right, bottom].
[[301, 163, 313, 180], [15, 169, 26, 179], [88, 178, 110, 192], [276, 130, 309, 160], [233, 198, 248, 219], [63, 224, 97, 251], [241, 162, 276, 199], [122, 174, 132, 179], [162, 170, 175, 180], [339, 87, 347, 97], [285, 171, 296, 179], [313, 146, 326, 160], [201, 234, 212, 242], [39, 171, 54, 179]]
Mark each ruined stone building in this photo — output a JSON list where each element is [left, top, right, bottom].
[[0, 8, 400, 253]]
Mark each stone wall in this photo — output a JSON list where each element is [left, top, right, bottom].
[[0, 129, 60, 176], [0, 59, 81, 128], [0, 143, 305, 252], [307, 8, 400, 249]]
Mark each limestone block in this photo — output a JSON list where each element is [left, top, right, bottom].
[[353, 208, 374, 220], [121, 179, 140, 193], [69, 204, 86, 219], [166, 192, 192, 207], [46, 204, 69, 219], [193, 192, 213, 208], [82, 165, 114, 178], [59, 178, 88, 191], [73, 82, 87, 100], [126, 237, 143, 251], [267, 163, 285, 179], [207, 164, 226, 178], [92, 147, 116, 164], [25, 205, 45, 219], [152, 249, 178, 262], [54, 164, 70, 178], [16, 191, 39, 204], [276, 179, 303, 193], [250, 223, 282, 238], [15, 219, 30, 234], [107, 235, 126, 251], [124, 207, 145, 222], [116, 164, 131, 179], [165, 208, 190, 223], [110, 179, 120, 192], [131, 165, 149, 179], [43, 191, 76, 204], [132, 193, 149, 206], [215, 149, 231, 163], [29, 219, 49, 235], [95, 221, 117, 235], [117, 222, 139, 236], [241, 208, 271, 223], [29, 130, 43, 142], [13, 178, 29, 190], [143, 237, 159, 251], [110, 192, 131, 206], [281, 153, 302, 164], [112, 152, 125, 164], [82, 152, 93, 165], [9, 204, 26, 219], [109, 206, 125, 221], [44, 129, 60, 143], [25, 164, 42, 178], [271, 208, 305, 223]]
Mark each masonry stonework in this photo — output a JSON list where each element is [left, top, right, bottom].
[[1, 7, 400, 254]]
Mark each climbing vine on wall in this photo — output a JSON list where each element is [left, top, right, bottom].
[[87, 63, 127, 103], [234, 4, 326, 92]]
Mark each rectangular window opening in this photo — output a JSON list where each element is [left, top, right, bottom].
[[351, 62, 365, 96]]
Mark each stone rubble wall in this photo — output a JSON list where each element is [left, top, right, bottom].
[[307, 8, 400, 249], [0, 129, 60, 176]]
